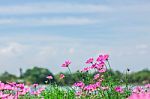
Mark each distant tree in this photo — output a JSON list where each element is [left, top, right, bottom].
[[0, 71, 17, 82], [22, 67, 55, 84], [0, 67, 149, 85]]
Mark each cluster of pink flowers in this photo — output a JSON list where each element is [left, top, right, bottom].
[[0, 82, 45, 99], [73, 81, 85, 89], [96, 55, 109, 62], [84, 82, 101, 92], [69, 54, 110, 96], [145, 84, 150, 89], [128, 84, 150, 99], [128, 92, 150, 99], [61, 54, 149, 98], [81, 54, 108, 73], [133, 85, 150, 94]]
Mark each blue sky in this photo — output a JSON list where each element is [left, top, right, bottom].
[[0, 0, 150, 75]]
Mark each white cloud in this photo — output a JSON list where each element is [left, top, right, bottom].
[[0, 42, 27, 56], [0, 37, 150, 75], [0, 3, 111, 15], [38, 47, 57, 57], [0, 17, 98, 26]]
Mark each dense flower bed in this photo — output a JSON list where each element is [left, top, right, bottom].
[[0, 54, 149, 99]]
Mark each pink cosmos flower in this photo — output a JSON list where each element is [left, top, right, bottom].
[[7, 82, 17, 86], [84, 82, 101, 92], [75, 91, 82, 96], [84, 84, 97, 92], [97, 54, 109, 62], [95, 62, 104, 69], [101, 86, 109, 91], [96, 55, 103, 62], [0, 92, 9, 98], [86, 57, 94, 64], [16, 83, 25, 89], [4, 84, 13, 90], [31, 87, 45, 96], [99, 67, 106, 73], [61, 60, 71, 67], [114, 86, 124, 93], [145, 84, 150, 89], [81, 67, 91, 72], [59, 74, 65, 79], [95, 82, 101, 88], [103, 54, 109, 61], [98, 78, 104, 82], [94, 74, 100, 80], [18, 88, 30, 96], [90, 63, 97, 69], [0, 82, 5, 90], [46, 76, 53, 79], [33, 84, 38, 87], [31, 91, 41, 96], [7, 95, 17, 99], [73, 81, 85, 89], [39, 87, 45, 92], [128, 92, 150, 99], [133, 86, 143, 93]]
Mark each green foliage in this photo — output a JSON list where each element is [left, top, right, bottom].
[[0, 67, 149, 85], [0, 67, 149, 99], [128, 69, 150, 84], [41, 85, 75, 99], [22, 67, 55, 84], [0, 71, 17, 82]]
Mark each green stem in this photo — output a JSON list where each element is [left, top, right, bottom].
[[68, 67, 72, 75], [125, 69, 129, 90], [106, 60, 112, 72], [67, 67, 76, 92]]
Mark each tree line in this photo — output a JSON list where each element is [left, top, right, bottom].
[[0, 66, 149, 85]]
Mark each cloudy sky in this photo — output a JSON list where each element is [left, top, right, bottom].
[[0, 0, 150, 75]]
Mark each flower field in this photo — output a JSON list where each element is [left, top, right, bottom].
[[0, 54, 150, 99]]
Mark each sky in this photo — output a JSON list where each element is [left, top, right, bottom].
[[0, 0, 150, 76]]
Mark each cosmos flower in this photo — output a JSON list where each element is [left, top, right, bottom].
[[94, 74, 100, 80], [128, 92, 150, 99], [99, 67, 106, 73], [86, 57, 94, 64], [97, 54, 109, 62], [114, 86, 124, 93], [46, 76, 53, 79], [73, 81, 85, 89], [61, 60, 71, 67], [60, 74, 65, 79]]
